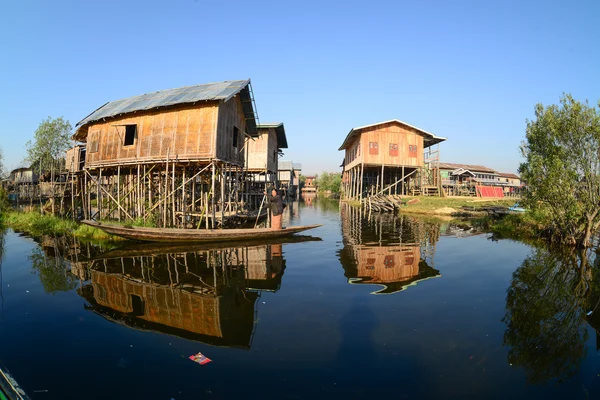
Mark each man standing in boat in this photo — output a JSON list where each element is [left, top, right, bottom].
[[267, 188, 284, 230]]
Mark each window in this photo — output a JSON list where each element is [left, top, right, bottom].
[[369, 141, 379, 155], [88, 131, 99, 153], [408, 144, 417, 157], [233, 126, 239, 148], [389, 143, 398, 157], [124, 125, 136, 146]]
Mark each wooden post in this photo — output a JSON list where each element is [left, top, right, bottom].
[[172, 160, 176, 227], [211, 162, 216, 229], [182, 166, 186, 228], [221, 165, 225, 226], [164, 152, 169, 228], [359, 163, 364, 202]]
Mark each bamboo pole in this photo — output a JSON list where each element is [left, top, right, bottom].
[[172, 160, 176, 227], [211, 162, 216, 229], [164, 151, 169, 228]]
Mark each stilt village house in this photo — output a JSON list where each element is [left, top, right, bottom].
[[339, 120, 446, 199], [71, 79, 261, 228], [244, 122, 288, 188]]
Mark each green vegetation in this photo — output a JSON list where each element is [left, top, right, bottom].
[[399, 196, 515, 216], [315, 171, 342, 195], [520, 94, 600, 247], [3, 211, 121, 241]]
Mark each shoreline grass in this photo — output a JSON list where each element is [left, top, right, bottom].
[[2, 211, 122, 242]]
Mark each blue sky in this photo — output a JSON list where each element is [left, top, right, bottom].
[[1, 0, 598, 175]]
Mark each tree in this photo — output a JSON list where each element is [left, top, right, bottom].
[[519, 94, 600, 247], [25, 117, 72, 215], [315, 171, 342, 195]]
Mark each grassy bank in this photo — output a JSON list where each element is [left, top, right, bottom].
[[2, 211, 121, 241], [399, 196, 517, 216]]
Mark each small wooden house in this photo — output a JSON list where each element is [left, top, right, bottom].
[[72, 79, 260, 228], [302, 175, 317, 193], [339, 120, 446, 200], [244, 122, 288, 196]]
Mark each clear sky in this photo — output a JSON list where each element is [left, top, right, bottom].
[[1, 0, 598, 175]]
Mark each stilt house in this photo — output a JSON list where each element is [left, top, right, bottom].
[[339, 120, 446, 200], [72, 79, 260, 228], [245, 122, 288, 190]]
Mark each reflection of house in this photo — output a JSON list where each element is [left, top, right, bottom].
[[345, 245, 440, 294], [339, 120, 446, 199], [77, 247, 262, 348], [339, 204, 440, 294], [245, 244, 285, 291]]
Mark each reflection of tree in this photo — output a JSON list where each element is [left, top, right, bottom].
[[29, 245, 77, 294], [503, 247, 591, 384], [0, 227, 6, 317]]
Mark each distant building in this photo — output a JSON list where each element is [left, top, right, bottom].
[[278, 160, 301, 197], [302, 175, 317, 193], [437, 162, 522, 196]]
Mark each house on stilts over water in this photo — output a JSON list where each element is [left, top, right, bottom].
[[244, 122, 288, 203], [339, 120, 446, 203], [71, 79, 262, 228]]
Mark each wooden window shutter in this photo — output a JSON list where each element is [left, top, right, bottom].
[[389, 143, 398, 157], [369, 142, 379, 155]]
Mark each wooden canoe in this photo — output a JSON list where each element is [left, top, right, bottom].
[[82, 220, 322, 243]]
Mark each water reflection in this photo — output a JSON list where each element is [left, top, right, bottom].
[[503, 247, 593, 384], [33, 237, 306, 349], [339, 205, 441, 294]]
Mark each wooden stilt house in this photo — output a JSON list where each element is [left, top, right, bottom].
[[244, 122, 288, 195], [339, 120, 446, 200], [72, 79, 260, 228]]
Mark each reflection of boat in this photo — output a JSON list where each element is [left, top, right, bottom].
[[82, 234, 320, 260], [82, 220, 321, 242], [0, 363, 29, 400]]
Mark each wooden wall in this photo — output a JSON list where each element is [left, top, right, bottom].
[[84, 102, 219, 167], [215, 94, 247, 166], [245, 127, 278, 172], [344, 121, 425, 171]]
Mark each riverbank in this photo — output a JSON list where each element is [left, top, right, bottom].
[[398, 196, 516, 216], [1, 211, 121, 241]]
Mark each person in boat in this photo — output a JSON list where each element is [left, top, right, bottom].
[[267, 188, 284, 230]]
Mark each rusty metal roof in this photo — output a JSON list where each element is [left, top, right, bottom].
[[75, 79, 257, 136]]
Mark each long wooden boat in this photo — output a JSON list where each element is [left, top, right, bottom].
[[0, 364, 29, 400], [82, 220, 322, 243]]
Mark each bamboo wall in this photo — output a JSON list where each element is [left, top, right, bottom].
[[245, 127, 278, 173], [83, 102, 219, 167]]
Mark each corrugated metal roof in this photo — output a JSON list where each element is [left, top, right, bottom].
[[257, 122, 287, 149], [497, 172, 520, 179], [278, 161, 293, 171], [338, 119, 446, 151], [292, 163, 301, 170], [438, 162, 497, 174], [75, 79, 257, 136]]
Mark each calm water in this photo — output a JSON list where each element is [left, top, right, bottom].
[[1, 198, 600, 399]]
